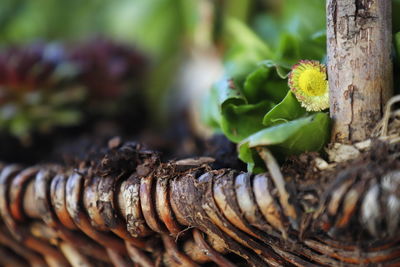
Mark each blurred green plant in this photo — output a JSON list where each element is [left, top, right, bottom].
[[0, 43, 83, 141], [0, 0, 200, 126], [0, 39, 147, 142], [69, 38, 148, 115], [103, 0, 199, 125]]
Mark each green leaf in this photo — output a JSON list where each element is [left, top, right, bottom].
[[201, 76, 247, 131], [225, 17, 273, 61], [49, 109, 82, 125], [274, 31, 326, 64], [221, 100, 274, 143], [263, 91, 306, 127], [242, 61, 290, 104], [281, 0, 326, 37], [393, 2, 400, 32], [9, 113, 32, 138], [201, 88, 222, 130], [252, 14, 281, 49], [311, 30, 326, 45], [275, 33, 301, 65], [395, 32, 400, 65], [224, 48, 263, 80], [238, 142, 267, 173], [239, 113, 330, 172], [277, 113, 330, 154], [216, 77, 246, 107], [258, 60, 291, 79], [223, 18, 274, 78], [48, 86, 86, 105]]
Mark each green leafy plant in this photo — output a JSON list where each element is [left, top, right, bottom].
[[203, 19, 331, 173]]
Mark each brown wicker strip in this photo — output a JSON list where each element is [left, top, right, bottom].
[[0, 142, 399, 266]]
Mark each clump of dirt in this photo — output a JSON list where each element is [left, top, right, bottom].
[[203, 134, 246, 170], [282, 152, 322, 183]]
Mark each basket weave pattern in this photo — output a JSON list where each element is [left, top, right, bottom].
[[0, 142, 399, 266]]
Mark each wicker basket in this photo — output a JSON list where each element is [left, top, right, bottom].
[[0, 132, 399, 267]]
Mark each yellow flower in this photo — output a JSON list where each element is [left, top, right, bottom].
[[288, 60, 329, 111]]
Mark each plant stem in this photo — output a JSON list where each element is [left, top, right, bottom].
[[327, 0, 393, 143]]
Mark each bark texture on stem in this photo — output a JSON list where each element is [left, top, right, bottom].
[[327, 0, 393, 143]]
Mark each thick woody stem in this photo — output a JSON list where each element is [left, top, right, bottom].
[[327, 0, 393, 143]]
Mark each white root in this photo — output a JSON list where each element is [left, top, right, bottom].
[[257, 148, 298, 230]]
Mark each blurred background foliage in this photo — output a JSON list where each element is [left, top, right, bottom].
[[0, 0, 400, 140], [0, 0, 193, 122]]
